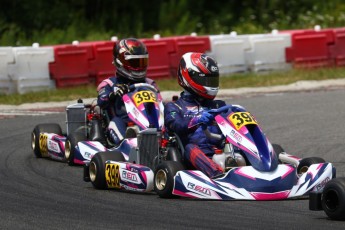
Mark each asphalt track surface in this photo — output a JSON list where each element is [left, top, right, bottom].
[[1, 88, 345, 229]]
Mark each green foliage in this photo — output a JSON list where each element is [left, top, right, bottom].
[[1, 0, 345, 46]]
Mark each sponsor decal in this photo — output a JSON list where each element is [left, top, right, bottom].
[[187, 182, 211, 196], [122, 170, 138, 183], [132, 108, 139, 117], [230, 130, 242, 143], [170, 111, 176, 118], [48, 140, 60, 153], [316, 177, 331, 191], [123, 185, 145, 192], [211, 66, 218, 72], [84, 152, 93, 159]]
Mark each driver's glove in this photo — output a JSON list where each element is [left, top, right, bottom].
[[188, 111, 214, 129], [198, 111, 214, 125], [114, 84, 129, 97]]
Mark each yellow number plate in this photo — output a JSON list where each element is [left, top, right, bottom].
[[39, 133, 48, 157], [229, 112, 258, 130], [133, 91, 157, 106], [105, 163, 121, 189]]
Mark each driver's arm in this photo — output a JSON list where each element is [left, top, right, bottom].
[[97, 84, 113, 109], [164, 102, 191, 136]]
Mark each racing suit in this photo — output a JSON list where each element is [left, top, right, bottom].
[[97, 75, 158, 145], [164, 91, 226, 178]]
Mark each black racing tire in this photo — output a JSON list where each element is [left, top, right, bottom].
[[89, 151, 125, 190], [272, 143, 285, 163], [65, 131, 87, 166], [321, 177, 345, 220], [297, 157, 325, 175], [154, 161, 185, 198], [31, 123, 62, 158]]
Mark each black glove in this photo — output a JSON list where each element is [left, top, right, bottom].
[[114, 84, 129, 97]]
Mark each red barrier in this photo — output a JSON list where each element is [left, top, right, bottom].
[[49, 43, 94, 88], [165, 35, 211, 76], [82, 41, 116, 85], [283, 29, 334, 68], [330, 28, 345, 66], [141, 38, 175, 79]]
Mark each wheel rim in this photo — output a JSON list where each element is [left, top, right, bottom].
[[31, 132, 36, 150], [299, 166, 309, 175], [65, 140, 71, 159], [89, 161, 97, 182], [155, 169, 167, 190]]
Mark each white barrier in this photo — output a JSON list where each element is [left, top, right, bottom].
[[207, 33, 251, 75], [0, 47, 15, 94], [8, 44, 55, 94], [245, 31, 292, 72]]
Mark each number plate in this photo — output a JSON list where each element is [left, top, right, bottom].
[[229, 112, 258, 130], [133, 91, 157, 106], [39, 133, 48, 157], [105, 163, 121, 189]]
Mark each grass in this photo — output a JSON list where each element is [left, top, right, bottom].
[[1, 67, 345, 105]]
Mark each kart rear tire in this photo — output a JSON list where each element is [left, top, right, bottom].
[[31, 123, 62, 158], [321, 177, 345, 220], [154, 161, 184, 198], [65, 131, 87, 166], [272, 143, 285, 163], [297, 157, 325, 175], [89, 151, 125, 190]]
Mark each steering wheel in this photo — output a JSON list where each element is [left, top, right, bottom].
[[202, 105, 233, 141], [128, 83, 159, 93]]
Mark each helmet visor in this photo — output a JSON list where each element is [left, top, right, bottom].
[[190, 71, 219, 88], [124, 54, 149, 70]]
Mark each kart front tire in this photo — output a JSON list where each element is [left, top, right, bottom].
[[154, 161, 184, 198], [65, 131, 87, 166], [31, 123, 62, 158], [272, 143, 285, 163], [297, 157, 325, 175], [321, 177, 345, 220], [89, 151, 125, 190]]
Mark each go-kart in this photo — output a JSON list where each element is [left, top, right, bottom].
[[31, 83, 164, 175], [153, 104, 342, 220]]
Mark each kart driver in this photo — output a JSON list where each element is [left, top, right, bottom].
[[164, 52, 231, 178], [97, 38, 159, 146]]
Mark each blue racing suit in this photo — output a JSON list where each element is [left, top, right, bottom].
[[97, 75, 158, 145], [164, 91, 227, 178]]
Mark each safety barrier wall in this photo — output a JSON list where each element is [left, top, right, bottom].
[[80, 40, 116, 86], [141, 36, 175, 79], [207, 33, 251, 74], [0, 47, 15, 94], [1, 26, 345, 94], [8, 45, 55, 94], [283, 27, 335, 68], [245, 31, 292, 72], [330, 28, 345, 67], [49, 42, 94, 88]]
